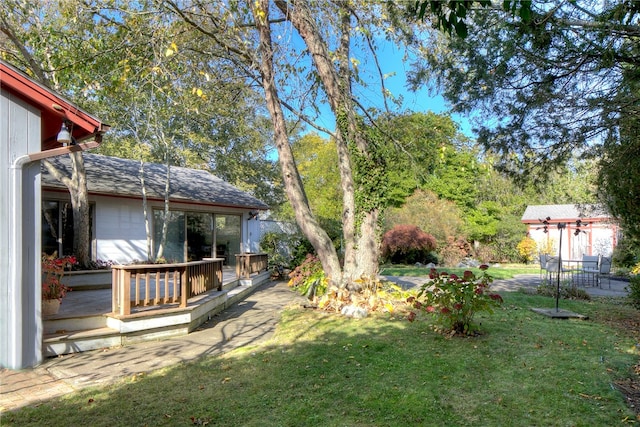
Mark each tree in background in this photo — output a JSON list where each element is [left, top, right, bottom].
[[0, 1, 113, 267], [385, 189, 465, 249], [410, 1, 639, 247], [289, 133, 343, 242]]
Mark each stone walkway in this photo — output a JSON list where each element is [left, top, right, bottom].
[[0, 280, 306, 414], [0, 274, 630, 414]]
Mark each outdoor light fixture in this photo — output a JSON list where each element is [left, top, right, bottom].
[[56, 122, 71, 146]]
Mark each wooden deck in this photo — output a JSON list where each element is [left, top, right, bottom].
[[43, 266, 271, 358], [48, 267, 238, 320]]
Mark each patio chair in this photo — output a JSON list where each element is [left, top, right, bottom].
[[545, 256, 568, 283], [597, 256, 612, 289], [580, 255, 600, 287], [538, 254, 548, 280]]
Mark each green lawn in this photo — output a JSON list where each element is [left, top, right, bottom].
[[381, 263, 539, 280], [4, 292, 639, 426]]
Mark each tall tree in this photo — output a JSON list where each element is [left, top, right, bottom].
[[410, 1, 640, 180], [162, 0, 431, 287], [0, 0, 110, 267]]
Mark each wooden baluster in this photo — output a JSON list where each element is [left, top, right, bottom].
[[180, 267, 188, 308], [164, 270, 171, 304], [112, 268, 118, 315], [144, 271, 150, 306], [123, 269, 131, 316]]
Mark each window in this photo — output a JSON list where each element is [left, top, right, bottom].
[[153, 209, 241, 265], [42, 200, 93, 257]]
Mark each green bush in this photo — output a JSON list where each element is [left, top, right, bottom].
[[627, 275, 640, 309], [612, 237, 640, 269], [260, 231, 315, 278], [287, 254, 327, 300]]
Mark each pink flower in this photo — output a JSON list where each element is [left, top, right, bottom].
[[414, 301, 423, 309], [441, 307, 451, 314], [479, 264, 489, 271], [407, 312, 416, 322], [426, 306, 435, 313], [463, 270, 474, 280], [475, 287, 483, 295], [453, 303, 463, 310], [450, 274, 459, 280]]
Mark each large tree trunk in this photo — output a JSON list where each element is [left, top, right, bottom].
[[43, 152, 92, 268], [252, 0, 343, 284], [274, 0, 380, 284]]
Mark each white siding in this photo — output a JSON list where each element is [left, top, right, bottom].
[[0, 89, 43, 369], [94, 197, 149, 264]]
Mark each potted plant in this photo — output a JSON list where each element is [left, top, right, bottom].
[[42, 254, 76, 315]]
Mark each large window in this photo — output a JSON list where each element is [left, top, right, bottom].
[[215, 214, 241, 266], [153, 210, 241, 265], [42, 200, 93, 257], [153, 210, 185, 263]]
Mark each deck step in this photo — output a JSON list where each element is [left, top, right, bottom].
[[44, 314, 108, 334], [43, 327, 122, 357]]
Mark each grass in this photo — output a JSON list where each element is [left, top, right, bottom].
[[380, 263, 539, 279], [3, 292, 640, 426]]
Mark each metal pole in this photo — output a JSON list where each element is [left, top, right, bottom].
[[556, 223, 566, 312]]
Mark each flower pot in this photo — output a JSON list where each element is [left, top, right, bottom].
[[42, 299, 61, 316]]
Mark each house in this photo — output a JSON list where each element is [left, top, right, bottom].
[[1, 59, 108, 369], [521, 204, 620, 260], [41, 153, 269, 265]]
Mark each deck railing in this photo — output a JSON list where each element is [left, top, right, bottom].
[[111, 258, 223, 316], [235, 253, 269, 279]]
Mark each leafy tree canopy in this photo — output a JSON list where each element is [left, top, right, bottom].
[[410, 1, 640, 179]]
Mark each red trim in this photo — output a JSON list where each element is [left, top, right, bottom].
[[1, 60, 108, 150]]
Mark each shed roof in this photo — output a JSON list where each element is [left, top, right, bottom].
[[521, 204, 611, 223], [42, 153, 269, 210]]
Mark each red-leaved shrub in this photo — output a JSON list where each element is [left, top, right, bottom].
[[381, 225, 437, 264]]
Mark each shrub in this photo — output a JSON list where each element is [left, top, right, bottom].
[[627, 275, 640, 309], [474, 244, 497, 264], [381, 225, 437, 264], [532, 283, 591, 301], [438, 236, 471, 266], [407, 265, 503, 335], [260, 231, 292, 279], [517, 236, 537, 264], [288, 254, 327, 300], [613, 238, 640, 269]]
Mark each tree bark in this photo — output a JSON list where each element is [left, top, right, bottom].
[[251, 0, 343, 284], [43, 152, 91, 267], [274, 0, 380, 284]]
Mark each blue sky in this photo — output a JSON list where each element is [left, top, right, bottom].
[[308, 39, 475, 139]]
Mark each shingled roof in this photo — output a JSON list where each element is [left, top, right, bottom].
[[521, 204, 611, 223], [42, 153, 269, 210]]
